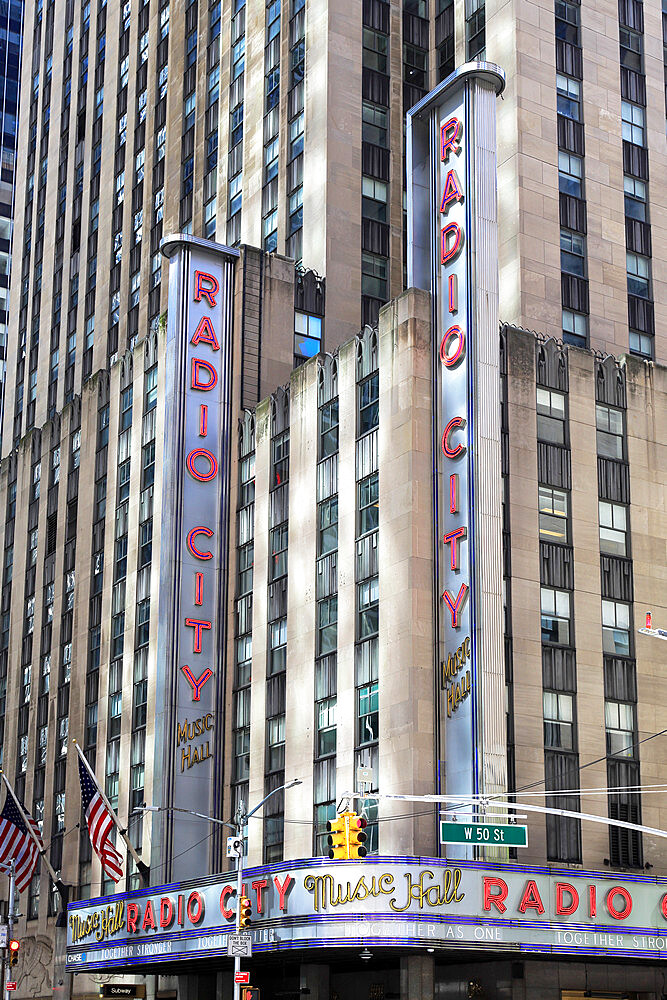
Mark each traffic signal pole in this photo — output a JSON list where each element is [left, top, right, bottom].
[[233, 823, 243, 1000]]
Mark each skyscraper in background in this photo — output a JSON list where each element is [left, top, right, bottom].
[[0, 0, 23, 444]]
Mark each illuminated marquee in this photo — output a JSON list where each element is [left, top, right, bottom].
[[157, 236, 238, 880], [66, 859, 667, 969]]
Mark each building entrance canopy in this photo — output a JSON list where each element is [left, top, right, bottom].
[[66, 858, 667, 971]]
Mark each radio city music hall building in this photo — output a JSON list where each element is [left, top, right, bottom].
[[0, 22, 666, 1000]]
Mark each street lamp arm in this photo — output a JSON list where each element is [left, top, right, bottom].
[[133, 803, 237, 832], [244, 778, 302, 823]]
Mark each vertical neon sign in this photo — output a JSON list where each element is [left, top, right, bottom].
[[156, 236, 238, 881], [407, 64, 507, 858]]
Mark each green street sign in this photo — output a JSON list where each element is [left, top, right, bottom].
[[440, 821, 528, 847]]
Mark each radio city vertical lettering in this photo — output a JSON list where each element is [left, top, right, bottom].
[[406, 66, 506, 843], [435, 109, 477, 809], [157, 238, 237, 880]]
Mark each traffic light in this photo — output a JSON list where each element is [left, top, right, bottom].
[[239, 895, 252, 929], [8, 939, 19, 967], [327, 814, 349, 860], [327, 811, 368, 861], [348, 813, 368, 859], [241, 989, 260, 1000]]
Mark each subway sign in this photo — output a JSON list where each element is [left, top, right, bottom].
[[155, 236, 238, 880], [66, 859, 667, 969], [407, 64, 507, 847]]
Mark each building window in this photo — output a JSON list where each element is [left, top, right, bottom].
[[269, 523, 288, 581], [621, 100, 645, 146], [595, 403, 624, 460], [562, 308, 587, 346], [599, 500, 628, 556], [539, 486, 568, 544], [361, 252, 387, 301], [541, 587, 571, 645], [317, 596, 338, 656], [319, 399, 339, 460], [536, 388, 566, 445], [357, 576, 379, 640], [556, 73, 581, 120], [626, 251, 650, 299], [560, 229, 586, 277], [318, 497, 338, 556], [268, 618, 287, 675], [605, 701, 635, 758], [558, 151, 583, 197], [623, 175, 647, 221], [543, 691, 574, 750], [403, 43, 427, 90], [362, 176, 388, 224], [316, 698, 337, 757], [357, 682, 379, 745], [619, 26, 642, 73], [358, 473, 379, 536], [362, 102, 388, 148], [555, 0, 579, 43], [362, 28, 388, 73], [266, 715, 285, 772], [602, 599, 631, 657], [466, 0, 485, 60], [629, 330, 653, 358], [271, 431, 290, 488], [358, 372, 379, 435], [294, 311, 322, 365]]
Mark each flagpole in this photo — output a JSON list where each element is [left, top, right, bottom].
[[0, 771, 67, 908], [72, 740, 150, 885]]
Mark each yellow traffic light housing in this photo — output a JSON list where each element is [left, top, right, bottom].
[[326, 815, 349, 860], [327, 811, 368, 860], [8, 939, 19, 967], [348, 813, 368, 859], [239, 895, 252, 929]]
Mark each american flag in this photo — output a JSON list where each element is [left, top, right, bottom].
[[0, 796, 43, 893], [77, 755, 123, 883]]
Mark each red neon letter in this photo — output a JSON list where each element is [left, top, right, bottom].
[[187, 526, 214, 560], [252, 879, 269, 914], [589, 885, 596, 917], [187, 891, 204, 924], [443, 526, 466, 571], [194, 271, 219, 309], [606, 887, 632, 920], [555, 883, 579, 916], [441, 416, 466, 458], [274, 874, 294, 912], [184, 618, 212, 653], [442, 583, 469, 627], [186, 448, 218, 481], [195, 572, 204, 606], [199, 404, 208, 436], [191, 316, 220, 350], [440, 326, 465, 367], [127, 903, 139, 932], [142, 900, 156, 930], [181, 665, 213, 701], [220, 886, 235, 920], [441, 222, 464, 265], [440, 117, 462, 162], [440, 169, 464, 214], [450, 474, 458, 514], [178, 895, 184, 925], [661, 894, 667, 920], [518, 880, 545, 915], [160, 898, 174, 928], [448, 274, 458, 313], [483, 877, 508, 914], [192, 358, 218, 391]]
